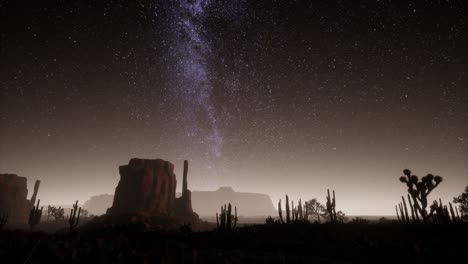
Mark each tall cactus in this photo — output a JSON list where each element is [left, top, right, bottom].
[[401, 196, 410, 223], [68, 200, 81, 232], [28, 199, 43, 231], [396, 205, 401, 223], [278, 199, 284, 224], [399, 169, 443, 223], [216, 203, 237, 231], [326, 189, 337, 223], [278, 196, 310, 224]]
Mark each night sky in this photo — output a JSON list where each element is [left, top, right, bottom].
[[1, 1, 467, 215]]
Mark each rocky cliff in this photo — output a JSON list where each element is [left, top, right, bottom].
[[106, 158, 194, 221], [0, 174, 40, 224]]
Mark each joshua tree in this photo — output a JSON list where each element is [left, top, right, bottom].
[[28, 199, 43, 231], [453, 186, 468, 216], [305, 199, 326, 223], [68, 200, 81, 232], [399, 169, 443, 223], [216, 203, 237, 231]]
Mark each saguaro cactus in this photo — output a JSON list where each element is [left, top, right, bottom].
[[399, 169, 443, 223], [278, 199, 284, 224], [28, 199, 43, 231], [285, 195, 291, 223], [216, 203, 237, 231], [278, 195, 310, 224], [326, 189, 337, 223], [68, 200, 81, 232]]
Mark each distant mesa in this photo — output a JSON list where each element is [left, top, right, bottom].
[[83, 186, 276, 218], [0, 174, 40, 224], [183, 187, 276, 217]]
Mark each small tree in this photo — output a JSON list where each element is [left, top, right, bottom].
[[304, 199, 326, 223], [81, 209, 89, 218], [453, 186, 468, 216]]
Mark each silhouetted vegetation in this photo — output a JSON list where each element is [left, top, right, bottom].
[[304, 198, 325, 222], [453, 186, 468, 216], [277, 195, 309, 224], [68, 200, 81, 232], [398, 169, 445, 223], [47, 206, 65, 221], [325, 189, 337, 223], [2, 167, 467, 262], [28, 199, 43, 231], [216, 204, 237, 231], [350, 217, 371, 224]]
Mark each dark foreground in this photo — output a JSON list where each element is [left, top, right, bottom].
[[1, 223, 466, 264]]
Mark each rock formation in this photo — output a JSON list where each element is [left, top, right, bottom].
[[178, 187, 277, 217], [107, 158, 195, 222], [173, 160, 194, 219], [0, 174, 40, 223], [82, 194, 114, 215], [83, 186, 277, 218]]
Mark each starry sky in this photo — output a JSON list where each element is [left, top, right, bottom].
[[1, 0, 467, 215]]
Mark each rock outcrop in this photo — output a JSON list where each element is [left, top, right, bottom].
[[0, 174, 40, 223], [178, 187, 276, 217], [107, 158, 195, 221], [82, 194, 114, 215]]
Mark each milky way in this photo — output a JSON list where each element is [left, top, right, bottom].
[[1, 1, 466, 214], [166, 0, 224, 172]]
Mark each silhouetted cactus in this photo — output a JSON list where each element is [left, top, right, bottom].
[[325, 189, 337, 223], [396, 196, 415, 224], [429, 199, 461, 224], [68, 200, 81, 232], [285, 195, 291, 223], [278, 199, 284, 224], [216, 203, 237, 231], [278, 195, 309, 224], [399, 169, 443, 223], [28, 199, 43, 231]]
